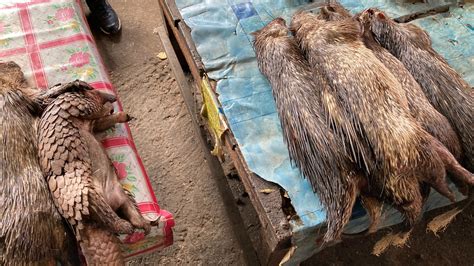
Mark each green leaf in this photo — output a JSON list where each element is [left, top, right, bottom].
[[127, 176, 137, 182]]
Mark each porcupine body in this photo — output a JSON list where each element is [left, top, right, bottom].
[[0, 62, 79, 265], [252, 18, 366, 242], [319, 3, 462, 160], [37, 86, 151, 265], [360, 8, 474, 171], [290, 13, 473, 229]]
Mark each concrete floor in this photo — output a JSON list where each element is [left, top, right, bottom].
[[90, 0, 474, 265]]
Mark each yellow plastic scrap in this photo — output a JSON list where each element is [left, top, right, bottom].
[[260, 188, 276, 194], [200, 75, 228, 161], [157, 52, 167, 60]]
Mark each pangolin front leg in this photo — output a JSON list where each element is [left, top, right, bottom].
[[120, 189, 152, 234], [93, 111, 132, 133], [88, 187, 134, 234]]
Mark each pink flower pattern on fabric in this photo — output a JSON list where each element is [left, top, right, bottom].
[[69, 51, 90, 68], [113, 161, 128, 180], [55, 7, 74, 22], [46, 4, 80, 33]]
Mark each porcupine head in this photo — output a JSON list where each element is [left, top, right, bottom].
[[0, 62, 37, 112], [251, 17, 288, 42], [358, 8, 432, 51], [0, 61, 28, 88], [290, 10, 364, 49], [318, 2, 352, 21]]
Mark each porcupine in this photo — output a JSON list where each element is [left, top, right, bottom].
[[37, 84, 151, 264], [252, 18, 373, 242], [290, 12, 474, 230], [0, 61, 83, 265], [320, 4, 460, 155], [358, 8, 474, 172], [319, 3, 464, 196]]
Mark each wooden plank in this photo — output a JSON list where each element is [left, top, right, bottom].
[[177, 21, 204, 72], [394, 4, 451, 23], [159, 0, 202, 83], [224, 133, 292, 264]]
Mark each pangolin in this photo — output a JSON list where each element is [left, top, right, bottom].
[[37, 83, 151, 264]]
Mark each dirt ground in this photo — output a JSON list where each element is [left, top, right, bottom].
[[91, 1, 473, 265], [91, 1, 253, 264]]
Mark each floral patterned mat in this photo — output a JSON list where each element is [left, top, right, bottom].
[[0, 0, 174, 260]]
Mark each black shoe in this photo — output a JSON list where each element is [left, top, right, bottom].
[[86, 0, 121, 35]]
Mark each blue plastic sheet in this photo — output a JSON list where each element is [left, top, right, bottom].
[[175, 0, 473, 263]]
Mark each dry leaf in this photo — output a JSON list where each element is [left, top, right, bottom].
[[157, 52, 167, 60], [260, 188, 276, 194], [372, 231, 411, 256], [427, 208, 462, 236]]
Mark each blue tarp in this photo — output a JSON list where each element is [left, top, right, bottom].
[[174, 0, 473, 263]]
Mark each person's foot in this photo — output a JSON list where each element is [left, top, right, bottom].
[[86, 0, 121, 35]]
